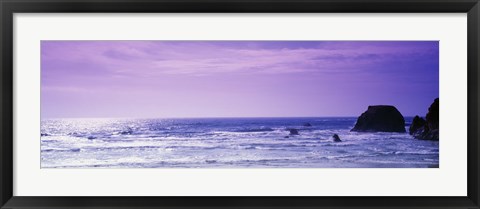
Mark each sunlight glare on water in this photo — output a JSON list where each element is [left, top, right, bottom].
[[41, 117, 439, 168]]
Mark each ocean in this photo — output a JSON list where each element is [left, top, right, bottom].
[[40, 117, 439, 168]]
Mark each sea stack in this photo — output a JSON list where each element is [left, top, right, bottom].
[[409, 98, 439, 140], [351, 105, 406, 133]]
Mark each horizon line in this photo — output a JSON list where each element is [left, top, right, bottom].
[[41, 115, 421, 120]]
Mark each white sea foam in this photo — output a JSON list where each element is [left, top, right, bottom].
[[41, 117, 439, 168]]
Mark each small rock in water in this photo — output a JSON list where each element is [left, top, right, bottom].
[[120, 130, 132, 135], [303, 123, 312, 127], [288, 128, 299, 135], [332, 134, 342, 142], [409, 115, 426, 135]]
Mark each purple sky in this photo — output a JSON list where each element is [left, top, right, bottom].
[[41, 41, 439, 118]]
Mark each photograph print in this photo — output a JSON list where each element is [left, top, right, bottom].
[[41, 41, 439, 168]]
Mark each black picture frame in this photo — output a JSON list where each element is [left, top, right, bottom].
[[1, 0, 479, 208]]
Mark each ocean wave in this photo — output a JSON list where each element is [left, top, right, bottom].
[[88, 145, 165, 151], [41, 117, 439, 168], [42, 148, 81, 152], [232, 127, 275, 132]]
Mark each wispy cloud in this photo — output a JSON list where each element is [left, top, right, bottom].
[[41, 41, 438, 77]]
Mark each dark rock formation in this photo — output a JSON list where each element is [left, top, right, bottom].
[[120, 130, 133, 135], [303, 123, 312, 127], [332, 134, 342, 142], [288, 128, 299, 135], [426, 98, 439, 131], [351, 105, 406, 133], [409, 98, 439, 140], [409, 116, 426, 135]]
